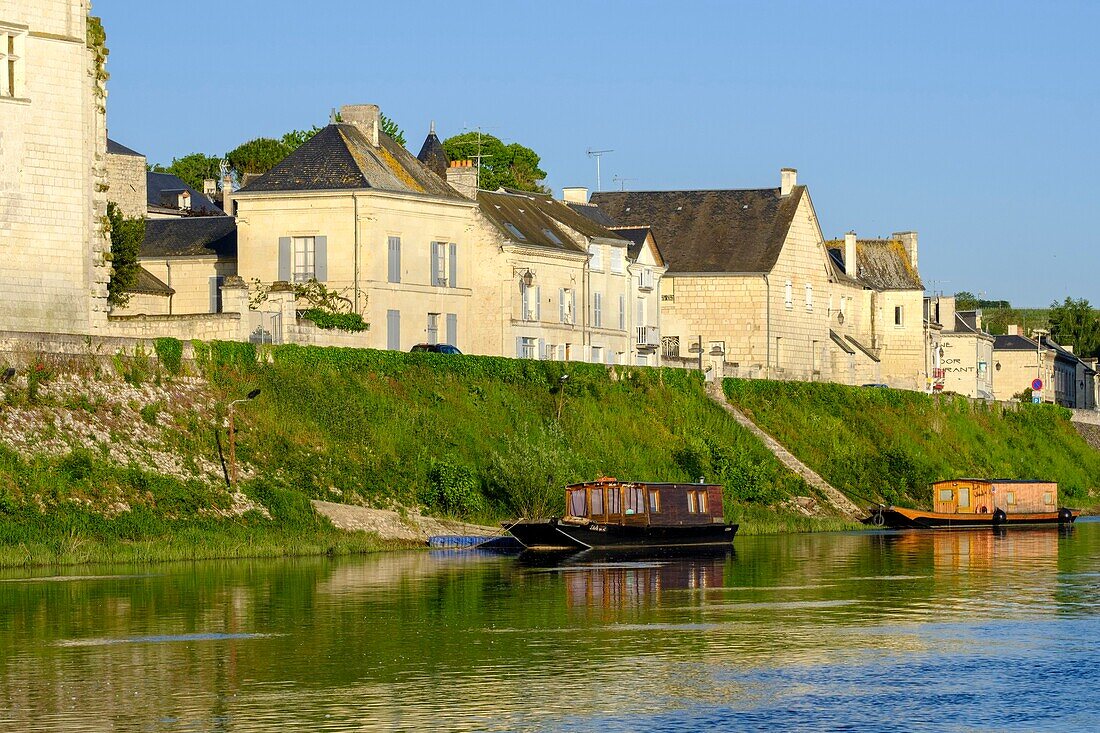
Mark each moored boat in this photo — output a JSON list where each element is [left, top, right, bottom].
[[866, 478, 1081, 529], [506, 478, 738, 551]]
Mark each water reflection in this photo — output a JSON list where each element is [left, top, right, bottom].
[[2, 526, 1100, 731]]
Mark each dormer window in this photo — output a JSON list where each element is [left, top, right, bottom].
[[503, 222, 526, 241], [178, 191, 191, 210], [542, 228, 562, 245]]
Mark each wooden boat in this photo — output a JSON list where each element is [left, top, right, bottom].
[[866, 479, 1081, 529], [506, 478, 737, 551]]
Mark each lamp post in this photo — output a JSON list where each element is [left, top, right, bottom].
[[556, 374, 570, 421], [227, 388, 261, 487], [1034, 328, 1049, 401]]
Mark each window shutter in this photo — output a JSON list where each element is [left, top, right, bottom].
[[538, 338, 546, 361], [430, 242, 440, 285], [387, 309, 401, 350], [516, 337, 524, 359], [314, 236, 328, 281], [535, 286, 541, 322], [619, 294, 625, 330], [449, 243, 457, 288], [559, 289, 566, 323], [571, 290, 577, 325], [446, 313, 457, 346], [388, 237, 401, 283], [209, 276, 220, 313], [278, 237, 291, 281]]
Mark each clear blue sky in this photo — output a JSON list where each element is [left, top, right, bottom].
[[97, 0, 1099, 307]]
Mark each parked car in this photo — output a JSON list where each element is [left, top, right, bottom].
[[410, 343, 462, 355], [861, 383, 890, 389]]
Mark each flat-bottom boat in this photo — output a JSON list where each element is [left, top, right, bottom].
[[506, 478, 737, 551], [866, 478, 1081, 529]]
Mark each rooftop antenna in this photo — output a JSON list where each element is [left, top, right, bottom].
[[587, 148, 614, 192], [463, 125, 497, 190], [612, 175, 636, 192]]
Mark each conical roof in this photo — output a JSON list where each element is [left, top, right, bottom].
[[416, 121, 450, 178]]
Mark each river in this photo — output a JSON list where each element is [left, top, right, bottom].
[[4, 522, 1100, 732]]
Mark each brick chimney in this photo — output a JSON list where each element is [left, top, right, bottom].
[[844, 231, 857, 278], [446, 160, 478, 199], [781, 168, 798, 197], [562, 187, 589, 204], [893, 231, 918, 270], [341, 104, 380, 147]]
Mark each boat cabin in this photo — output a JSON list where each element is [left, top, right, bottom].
[[565, 479, 725, 527], [931, 479, 1059, 515]]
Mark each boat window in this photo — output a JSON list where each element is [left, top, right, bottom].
[[590, 488, 604, 515], [569, 489, 587, 517], [606, 487, 621, 514], [649, 490, 660, 513], [938, 488, 954, 502], [1005, 491, 1016, 506], [1044, 492, 1054, 505], [625, 486, 644, 515], [957, 488, 970, 509], [687, 491, 697, 513], [697, 490, 708, 514]]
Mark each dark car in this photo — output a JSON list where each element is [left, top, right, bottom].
[[411, 343, 462, 355]]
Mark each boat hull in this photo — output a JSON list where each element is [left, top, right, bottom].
[[867, 506, 1080, 529], [506, 519, 738, 551]]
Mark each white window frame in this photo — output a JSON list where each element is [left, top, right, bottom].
[[610, 247, 624, 274], [805, 283, 813, 312], [293, 236, 316, 282], [560, 287, 575, 324], [0, 24, 27, 101], [784, 280, 793, 310], [639, 268, 653, 291], [593, 292, 603, 328], [618, 294, 626, 331], [589, 244, 603, 271], [521, 282, 537, 322], [520, 337, 537, 360]]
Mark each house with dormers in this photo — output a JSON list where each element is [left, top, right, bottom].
[[230, 105, 480, 351]]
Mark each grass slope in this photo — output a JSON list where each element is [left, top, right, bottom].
[[723, 379, 1100, 509]]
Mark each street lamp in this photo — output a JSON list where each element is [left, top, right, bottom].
[[1033, 328, 1049, 400], [228, 388, 261, 487], [556, 374, 570, 421]]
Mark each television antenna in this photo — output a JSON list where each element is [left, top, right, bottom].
[[587, 148, 614, 192], [612, 175, 636, 192], [462, 124, 498, 189]]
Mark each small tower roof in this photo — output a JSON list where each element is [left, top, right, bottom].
[[416, 121, 450, 178]]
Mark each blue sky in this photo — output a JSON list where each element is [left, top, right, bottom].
[[97, 0, 1099, 307]]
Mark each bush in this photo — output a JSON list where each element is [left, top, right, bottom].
[[301, 309, 369, 332], [424, 461, 482, 515]]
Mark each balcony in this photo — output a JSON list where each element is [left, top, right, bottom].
[[636, 325, 659, 348]]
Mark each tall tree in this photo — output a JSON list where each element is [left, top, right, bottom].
[[106, 201, 145, 308], [225, 137, 293, 181], [281, 127, 323, 151], [1048, 297, 1100, 358], [151, 153, 222, 191], [954, 291, 979, 310], [442, 132, 548, 193]]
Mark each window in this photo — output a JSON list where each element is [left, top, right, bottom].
[[648, 490, 660, 513], [606, 486, 621, 514], [542, 228, 562, 245], [958, 488, 971, 509], [519, 337, 537, 360], [589, 244, 603, 271], [593, 292, 603, 328], [1005, 491, 1016, 506], [430, 242, 446, 286], [521, 282, 540, 322], [625, 485, 644, 515], [1043, 492, 1054, 506], [618, 294, 626, 330], [785, 280, 793, 309], [591, 346, 602, 364], [639, 269, 654, 290], [387, 236, 401, 283], [894, 305, 904, 327], [0, 25, 26, 100], [590, 488, 604, 515], [386, 310, 401, 350], [637, 354, 648, 366], [938, 488, 954, 502], [446, 313, 458, 346], [503, 222, 526, 241], [569, 489, 587, 517], [805, 283, 813, 312], [559, 288, 575, 324], [610, 247, 624, 274], [427, 313, 440, 345], [697, 490, 708, 514], [687, 491, 697, 513], [293, 237, 315, 282]]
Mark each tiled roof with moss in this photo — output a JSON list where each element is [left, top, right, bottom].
[[825, 238, 923, 291], [477, 190, 587, 254]]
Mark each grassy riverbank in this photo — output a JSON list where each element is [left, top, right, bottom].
[[724, 379, 1100, 509]]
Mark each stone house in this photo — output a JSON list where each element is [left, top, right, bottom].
[[1041, 337, 1097, 410], [0, 1, 111, 334], [927, 296, 994, 398], [230, 105, 478, 352], [991, 326, 1056, 403]]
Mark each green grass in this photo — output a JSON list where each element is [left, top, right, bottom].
[[724, 378, 1100, 509]]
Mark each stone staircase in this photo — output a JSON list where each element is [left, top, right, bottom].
[[705, 380, 864, 519]]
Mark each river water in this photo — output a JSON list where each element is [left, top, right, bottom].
[[4, 522, 1100, 732]]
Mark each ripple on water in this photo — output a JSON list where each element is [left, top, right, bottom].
[[56, 632, 280, 647]]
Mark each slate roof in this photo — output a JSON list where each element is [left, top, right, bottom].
[[127, 266, 175, 296], [238, 124, 461, 199], [994, 334, 1040, 351], [825, 238, 922, 291], [477, 189, 587, 254], [416, 125, 450, 178], [609, 226, 666, 267], [509, 190, 626, 243], [141, 217, 237, 259], [567, 201, 618, 228], [147, 172, 224, 216], [107, 138, 143, 157], [586, 187, 806, 274]]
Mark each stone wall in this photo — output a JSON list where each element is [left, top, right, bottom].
[[107, 313, 243, 341], [105, 148, 146, 218]]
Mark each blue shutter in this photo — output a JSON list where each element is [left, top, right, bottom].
[[278, 237, 291, 281], [571, 290, 577, 325], [387, 309, 401, 350], [388, 237, 401, 283], [516, 337, 524, 359], [446, 313, 457, 346], [314, 236, 328, 281], [538, 338, 545, 361], [559, 289, 566, 323], [535, 286, 541, 322], [429, 242, 439, 285], [448, 243, 457, 288]]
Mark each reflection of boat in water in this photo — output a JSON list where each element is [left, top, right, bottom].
[[506, 478, 738, 551], [867, 479, 1080, 529]]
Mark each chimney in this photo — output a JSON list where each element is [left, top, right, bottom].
[[1064, 344, 1075, 354], [178, 190, 191, 210], [203, 179, 217, 198], [893, 231, 918, 270], [562, 187, 589, 204], [781, 168, 798, 197], [1007, 324, 1019, 336], [446, 160, 478, 200], [340, 104, 380, 147], [939, 296, 956, 330], [221, 172, 234, 215], [844, 231, 857, 278]]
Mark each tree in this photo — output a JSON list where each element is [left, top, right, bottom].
[[954, 291, 979, 310], [106, 201, 145, 308], [281, 127, 323, 151], [442, 132, 548, 193], [225, 137, 293, 181], [1048, 297, 1100, 358], [380, 113, 406, 147], [151, 153, 222, 191]]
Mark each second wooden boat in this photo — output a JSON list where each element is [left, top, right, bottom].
[[866, 479, 1080, 529]]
